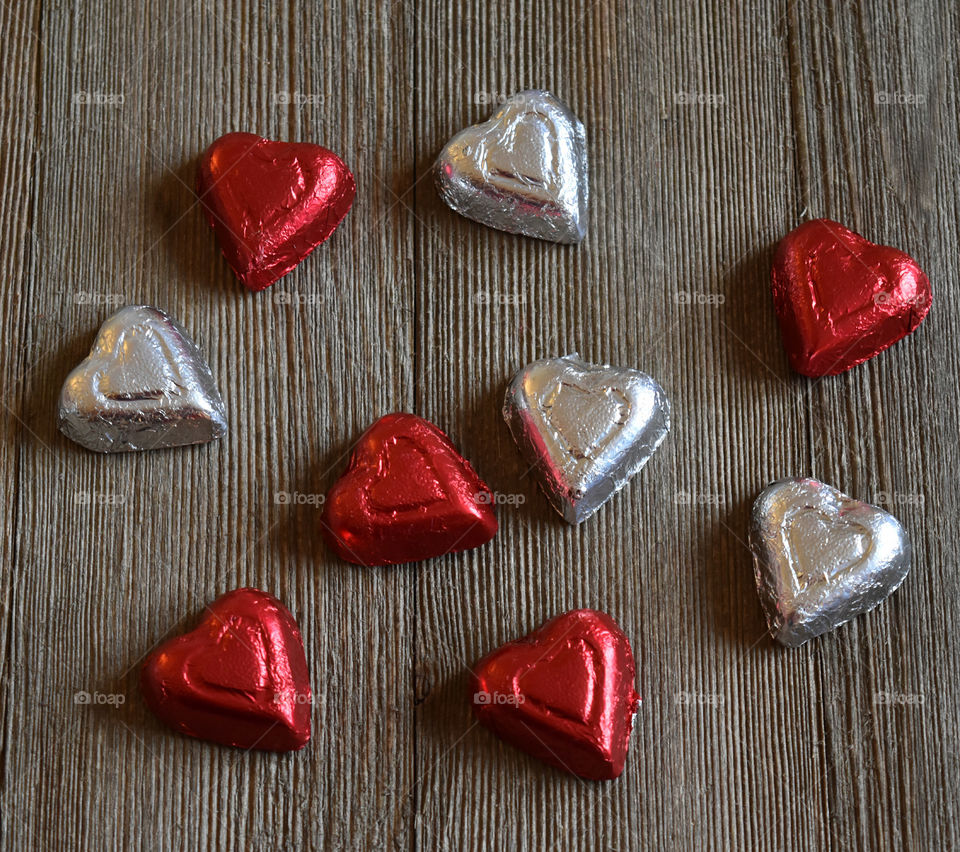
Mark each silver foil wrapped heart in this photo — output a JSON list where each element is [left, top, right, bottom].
[[749, 478, 911, 647], [503, 354, 670, 523], [434, 90, 588, 243], [58, 305, 227, 452]]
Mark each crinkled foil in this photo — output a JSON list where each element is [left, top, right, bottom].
[[503, 354, 670, 523], [470, 608, 640, 780], [197, 132, 356, 292], [58, 305, 227, 452], [141, 588, 311, 751], [749, 478, 911, 647], [434, 90, 588, 243], [771, 218, 932, 376], [321, 412, 498, 566]]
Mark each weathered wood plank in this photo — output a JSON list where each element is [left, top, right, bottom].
[[410, 0, 959, 850], [410, 1, 808, 849], [0, 0, 43, 848], [0, 0, 958, 849], [786, 2, 960, 849], [2, 1, 416, 849]]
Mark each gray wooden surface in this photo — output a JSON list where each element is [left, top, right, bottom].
[[1, 0, 958, 849]]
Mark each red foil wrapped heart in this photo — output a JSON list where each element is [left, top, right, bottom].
[[771, 218, 931, 376], [321, 412, 498, 566], [197, 132, 355, 292], [141, 588, 311, 751], [470, 609, 640, 780]]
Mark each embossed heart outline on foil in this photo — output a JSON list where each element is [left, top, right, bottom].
[[535, 377, 633, 475], [504, 635, 605, 727], [469, 608, 640, 780], [197, 132, 356, 291], [140, 588, 311, 752], [781, 506, 872, 595], [503, 354, 670, 523], [434, 90, 588, 243], [770, 218, 932, 375], [362, 436, 448, 514], [749, 478, 911, 647], [58, 305, 227, 453], [321, 412, 498, 566]]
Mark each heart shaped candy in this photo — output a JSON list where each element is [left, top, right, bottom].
[[141, 588, 311, 751], [470, 609, 640, 780], [58, 305, 227, 452], [503, 354, 670, 523], [749, 478, 911, 647], [321, 413, 498, 566], [197, 132, 356, 291], [435, 90, 588, 243], [771, 218, 931, 376]]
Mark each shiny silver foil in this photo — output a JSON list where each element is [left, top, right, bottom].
[[58, 305, 227, 452], [503, 354, 670, 523], [434, 90, 588, 243], [749, 478, 911, 647]]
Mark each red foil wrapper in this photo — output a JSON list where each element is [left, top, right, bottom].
[[321, 412, 498, 566], [771, 218, 931, 376], [197, 132, 355, 292], [470, 609, 640, 780], [141, 588, 311, 751]]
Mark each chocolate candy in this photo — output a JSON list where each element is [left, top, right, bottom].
[[435, 90, 588, 243], [58, 305, 227, 452], [503, 354, 670, 523], [321, 413, 498, 566], [197, 132, 355, 291], [749, 478, 912, 647], [470, 609, 640, 780], [141, 588, 311, 751], [771, 218, 932, 376]]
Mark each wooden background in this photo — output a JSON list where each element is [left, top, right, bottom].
[[1, 0, 958, 849]]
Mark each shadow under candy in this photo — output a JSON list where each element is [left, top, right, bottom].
[[151, 153, 240, 297], [712, 240, 794, 387]]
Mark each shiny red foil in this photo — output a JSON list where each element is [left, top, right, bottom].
[[470, 609, 640, 780], [197, 132, 355, 292], [771, 218, 931, 376], [141, 588, 311, 751], [321, 412, 498, 566]]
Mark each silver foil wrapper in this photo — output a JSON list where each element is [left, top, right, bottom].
[[749, 478, 911, 647], [434, 90, 588, 243], [58, 305, 227, 452], [503, 354, 670, 523]]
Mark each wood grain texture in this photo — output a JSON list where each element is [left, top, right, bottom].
[[0, 0, 958, 849]]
